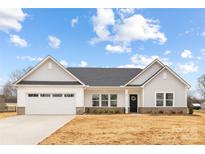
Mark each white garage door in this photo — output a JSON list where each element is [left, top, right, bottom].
[[25, 93, 76, 115]]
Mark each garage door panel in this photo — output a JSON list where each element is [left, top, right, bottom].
[[26, 93, 76, 115]]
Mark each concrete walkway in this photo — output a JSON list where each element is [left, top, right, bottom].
[[0, 115, 74, 145]]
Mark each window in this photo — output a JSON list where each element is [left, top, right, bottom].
[[92, 94, 99, 106], [28, 93, 38, 97], [101, 94, 108, 107], [64, 94, 74, 97], [40, 94, 50, 97], [52, 94, 63, 97], [156, 92, 174, 107], [92, 94, 118, 107], [156, 93, 164, 106], [166, 93, 173, 106], [110, 94, 117, 107]]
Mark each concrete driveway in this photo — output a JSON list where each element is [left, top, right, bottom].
[[0, 115, 74, 145]]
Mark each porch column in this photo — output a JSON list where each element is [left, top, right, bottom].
[[125, 89, 129, 114]]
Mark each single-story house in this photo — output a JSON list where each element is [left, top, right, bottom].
[[13, 55, 190, 115], [0, 96, 17, 112]]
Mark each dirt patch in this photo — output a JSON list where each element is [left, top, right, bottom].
[[0, 112, 17, 119], [40, 112, 205, 145]]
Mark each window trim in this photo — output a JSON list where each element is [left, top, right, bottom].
[[156, 93, 164, 107], [92, 93, 118, 107], [92, 94, 100, 107], [52, 94, 63, 97], [28, 93, 39, 97], [64, 93, 75, 97], [155, 91, 175, 107], [101, 94, 109, 107], [110, 94, 117, 107], [40, 93, 51, 97]]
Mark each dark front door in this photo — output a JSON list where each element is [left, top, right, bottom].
[[130, 95, 138, 112]]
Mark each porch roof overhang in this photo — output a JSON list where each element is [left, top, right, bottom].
[[84, 85, 143, 89]]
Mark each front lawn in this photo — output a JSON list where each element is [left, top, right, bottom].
[[0, 112, 16, 119], [40, 111, 205, 145]]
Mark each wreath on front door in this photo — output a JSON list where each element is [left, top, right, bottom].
[[131, 96, 137, 101]]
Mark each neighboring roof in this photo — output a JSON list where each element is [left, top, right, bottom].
[[67, 67, 142, 86], [18, 81, 81, 85]]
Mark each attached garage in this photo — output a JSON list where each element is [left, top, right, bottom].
[[25, 93, 76, 115]]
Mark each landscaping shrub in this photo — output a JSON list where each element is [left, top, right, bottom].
[[151, 110, 157, 115], [93, 109, 98, 114], [178, 110, 183, 114], [159, 110, 164, 114], [98, 110, 103, 114], [189, 107, 194, 114], [104, 110, 109, 114], [108, 110, 114, 114], [171, 110, 176, 114]]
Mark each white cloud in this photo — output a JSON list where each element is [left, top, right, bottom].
[[119, 54, 172, 68], [115, 14, 167, 45], [164, 50, 172, 55], [188, 89, 202, 99], [181, 50, 192, 59], [16, 56, 43, 61], [200, 48, 205, 57], [90, 9, 167, 52], [105, 44, 131, 53], [117, 8, 136, 19], [78, 60, 88, 67], [48, 35, 61, 49], [0, 8, 27, 32], [90, 8, 115, 44], [60, 60, 68, 66], [197, 56, 202, 60], [10, 34, 28, 47], [201, 31, 205, 36], [70, 17, 79, 27], [176, 62, 198, 74], [138, 46, 144, 51], [131, 54, 172, 68], [118, 64, 137, 68]]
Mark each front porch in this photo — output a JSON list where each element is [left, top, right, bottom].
[[83, 87, 143, 114]]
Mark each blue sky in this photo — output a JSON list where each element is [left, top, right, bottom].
[[0, 8, 205, 95]]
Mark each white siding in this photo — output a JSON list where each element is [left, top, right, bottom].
[[84, 88, 142, 107], [26, 95, 76, 114], [128, 89, 143, 107], [84, 89, 125, 107], [129, 62, 163, 85], [17, 86, 84, 108], [24, 59, 77, 81], [143, 69, 187, 107]]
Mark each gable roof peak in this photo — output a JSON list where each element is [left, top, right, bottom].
[[13, 55, 85, 86]]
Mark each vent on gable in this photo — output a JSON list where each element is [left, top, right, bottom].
[[163, 72, 167, 80], [48, 62, 53, 69]]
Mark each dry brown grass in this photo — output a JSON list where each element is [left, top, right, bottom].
[[40, 111, 205, 145], [0, 112, 16, 119]]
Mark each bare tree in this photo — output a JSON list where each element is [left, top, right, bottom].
[[198, 74, 205, 99], [3, 66, 32, 97]]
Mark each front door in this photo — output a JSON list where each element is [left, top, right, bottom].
[[129, 95, 138, 112]]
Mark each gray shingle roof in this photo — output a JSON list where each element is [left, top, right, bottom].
[[67, 67, 142, 86]]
